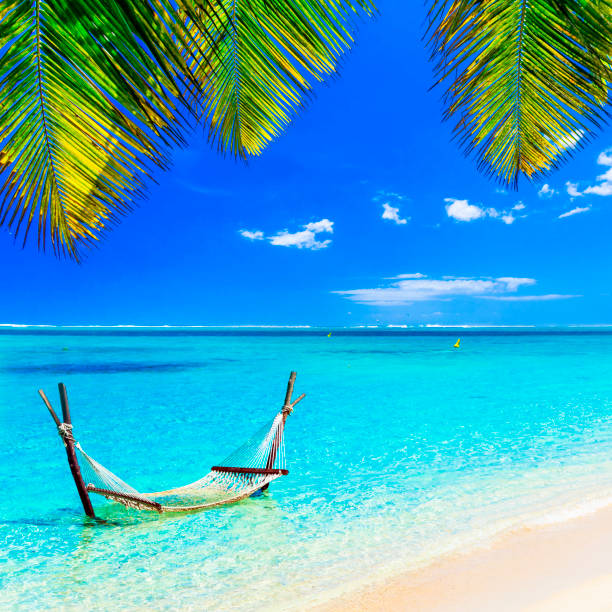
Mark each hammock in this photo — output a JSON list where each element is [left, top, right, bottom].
[[77, 411, 289, 512], [39, 372, 304, 516]]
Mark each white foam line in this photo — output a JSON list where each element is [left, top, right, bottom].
[[0, 323, 57, 327], [526, 493, 612, 527]]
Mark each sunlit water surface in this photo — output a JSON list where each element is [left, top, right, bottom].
[[3, 329, 612, 609]]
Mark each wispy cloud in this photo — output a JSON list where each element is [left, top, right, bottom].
[[538, 184, 556, 198], [481, 294, 580, 301], [333, 274, 555, 306], [382, 203, 408, 225], [372, 190, 406, 204], [566, 181, 582, 198], [239, 219, 334, 250], [239, 229, 264, 240], [445, 198, 524, 224], [558, 206, 590, 219], [392, 273, 426, 280]]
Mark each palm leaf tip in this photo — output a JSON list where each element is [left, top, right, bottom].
[[185, 0, 376, 160], [427, 0, 612, 187]]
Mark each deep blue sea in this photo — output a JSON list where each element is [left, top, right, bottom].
[[3, 328, 612, 609]]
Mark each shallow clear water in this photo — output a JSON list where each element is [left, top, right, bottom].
[[3, 329, 612, 609]]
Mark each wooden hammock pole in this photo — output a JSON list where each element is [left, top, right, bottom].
[[38, 389, 61, 427], [282, 371, 296, 410], [262, 372, 297, 490], [56, 383, 96, 519]]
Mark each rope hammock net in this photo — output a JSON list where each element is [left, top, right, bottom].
[[39, 373, 303, 515], [76, 412, 288, 512]]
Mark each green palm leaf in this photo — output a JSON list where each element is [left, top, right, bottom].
[[0, 0, 373, 259], [428, 0, 612, 186], [180, 0, 375, 158], [0, 0, 201, 259]]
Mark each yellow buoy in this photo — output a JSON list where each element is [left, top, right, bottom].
[[327, 332, 332, 337], [453, 338, 461, 348]]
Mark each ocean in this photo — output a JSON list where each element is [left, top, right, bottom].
[[3, 328, 612, 609]]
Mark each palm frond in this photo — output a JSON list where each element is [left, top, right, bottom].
[[181, 0, 375, 158], [0, 0, 373, 259], [428, 0, 612, 186], [0, 0, 199, 259]]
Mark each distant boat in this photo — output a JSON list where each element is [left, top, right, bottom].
[[453, 338, 461, 348]]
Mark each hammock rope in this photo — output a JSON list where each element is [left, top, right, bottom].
[[40, 372, 303, 517], [75, 411, 289, 512]]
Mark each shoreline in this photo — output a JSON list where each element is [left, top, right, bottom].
[[314, 501, 612, 611]]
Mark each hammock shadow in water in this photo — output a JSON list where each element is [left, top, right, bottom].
[[0, 508, 127, 529]]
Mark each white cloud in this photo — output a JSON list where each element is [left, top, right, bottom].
[[374, 191, 410, 225], [566, 181, 582, 198], [558, 206, 591, 219], [268, 218, 334, 250], [445, 198, 487, 221], [570, 148, 612, 197], [304, 219, 334, 233], [333, 274, 540, 306], [239, 229, 264, 241], [445, 198, 523, 224], [584, 182, 612, 196], [598, 150, 612, 166], [382, 203, 408, 225], [481, 294, 580, 301], [240, 219, 334, 250], [269, 230, 331, 250], [391, 273, 426, 279], [538, 184, 556, 198], [496, 277, 536, 291]]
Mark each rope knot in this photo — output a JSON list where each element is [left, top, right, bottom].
[[57, 422, 74, 444]]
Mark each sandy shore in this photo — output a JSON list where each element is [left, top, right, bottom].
[[315, 503, 612, 611]]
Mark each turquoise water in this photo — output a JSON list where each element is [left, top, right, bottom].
[[3, 329, 612, 609]]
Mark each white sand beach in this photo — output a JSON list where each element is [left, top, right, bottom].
[[318, 503, 612, 611]]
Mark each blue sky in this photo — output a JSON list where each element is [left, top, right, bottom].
[[2, 4, 612, 327]]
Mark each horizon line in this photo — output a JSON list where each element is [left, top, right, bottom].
[[3, 323, 612, 330]]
